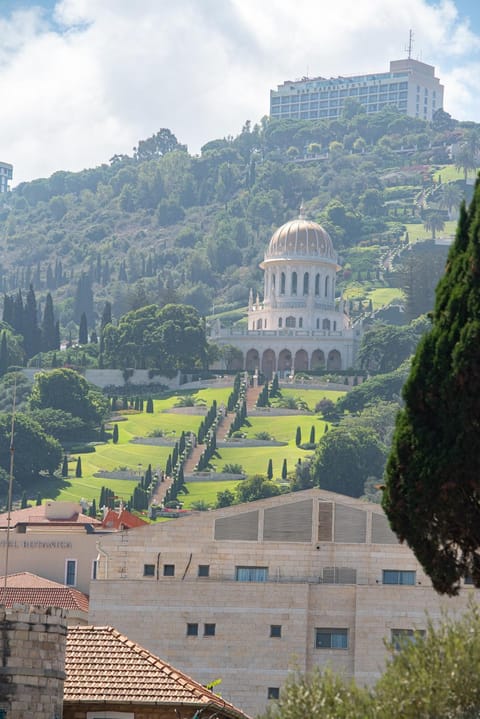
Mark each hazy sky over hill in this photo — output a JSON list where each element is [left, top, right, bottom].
[[2, 0, 480, 185]]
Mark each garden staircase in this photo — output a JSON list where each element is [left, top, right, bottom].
[[246, 383, 262, 413], [183, 411, 229, 474]]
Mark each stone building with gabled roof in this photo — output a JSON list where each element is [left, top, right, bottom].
[[64, 624, 250, 719], [0, 571, 89, 623], [89, 488, 480, 717]]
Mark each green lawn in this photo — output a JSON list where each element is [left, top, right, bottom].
[[404, 220, 457, 243], [31, 384, 343, 509], [367, 286, 405, 308], [432, 165, 466, 183]]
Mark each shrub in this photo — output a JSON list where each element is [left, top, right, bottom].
[[255, 431, 274, 441], [222, 463, 244, 474]]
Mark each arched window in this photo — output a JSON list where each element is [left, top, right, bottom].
[[333, 321, 336, 331], [256, 319, 262, 329], [316, 318, 320, 329], [286, 316, 296, 328], [291, 272, 297, 295], [272, 274, 276, 290], [303, 273, 309, 295], [278, 317, 283, 328], [280, 272, 286, 295], [299, 317, 303, 328], [325, 275, 329, 297], [315, 274, 320, 295], [322, 318, 331, 330]]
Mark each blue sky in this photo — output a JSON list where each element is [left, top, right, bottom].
[[2, 0, 480, 184]]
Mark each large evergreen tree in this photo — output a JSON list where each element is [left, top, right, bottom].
[[23, 284, 41, 359], [79, 312, 88, 345], [383, 184, 480, 595], [41, 292, 57, 352]]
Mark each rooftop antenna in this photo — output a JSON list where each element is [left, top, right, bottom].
[[3, 375, 17, 591], [405, 29, 414, 60]]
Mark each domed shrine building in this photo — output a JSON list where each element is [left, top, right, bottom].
[[210, 212, 362, 377]]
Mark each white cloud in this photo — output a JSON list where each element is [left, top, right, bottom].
[[0, 0, 479, 184]]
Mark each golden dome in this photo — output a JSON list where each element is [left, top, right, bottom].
[[266, 213, 336, 261]]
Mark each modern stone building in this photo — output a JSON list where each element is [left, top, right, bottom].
[[88, 489, 478, 717], [0, 161, 13, 193], [270, 58, 444, 122], [210, 212, 362, 377]]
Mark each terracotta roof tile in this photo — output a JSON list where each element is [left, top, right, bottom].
[[64, 626, 250, 719], [0, 573, 89, 612]]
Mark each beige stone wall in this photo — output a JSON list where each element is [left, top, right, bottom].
[[89, 490, 480, 717], [0, 527, 107, 593], [0, 604, 67, 719]]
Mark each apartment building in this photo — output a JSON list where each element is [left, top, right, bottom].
[[0, 161, 13, 192]]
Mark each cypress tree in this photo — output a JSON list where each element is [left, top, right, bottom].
[[172, 442, 179, 467], [89, 498, 97, 518], [146, 397, 154, 413], [74, 272, 94, 325], [112, 424, 119, 444], [21, 491, 28, 509], [310, 425, 316, 445], [383, 188, 480, 596], [61, 455, 68, 477], [79, 312, 88, 345], [295, 426, 302, 446], [36, 492, 42, 506], [166, 454, 172, 476], [23, 284, 41, 359], [281, 458, 287, 480], [41, 292, 56, 352], [0, 331, 8, 375], [267, 458, 273, 480], [75, 456, 82, 478]]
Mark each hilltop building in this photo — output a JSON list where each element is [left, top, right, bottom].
[[210, 210, 361, 376], [270, 58, 443, 123], [89, 488, 478, 717], [0, 161, 13, 192]]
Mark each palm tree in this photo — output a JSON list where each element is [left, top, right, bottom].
[[439, 183, 463, 219], [423, 211, 445, 240]]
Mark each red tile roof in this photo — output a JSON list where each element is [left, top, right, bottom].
[[64, 626, 250, 719], [101, 508, 148, 529], [0, 572, 89, 612]]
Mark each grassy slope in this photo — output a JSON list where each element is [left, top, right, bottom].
[[41, 386, 343, 508]]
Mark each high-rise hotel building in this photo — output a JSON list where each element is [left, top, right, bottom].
[[270, 58, 444, 122]]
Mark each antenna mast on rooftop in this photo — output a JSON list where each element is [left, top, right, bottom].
[[405, 29, 414, 59]]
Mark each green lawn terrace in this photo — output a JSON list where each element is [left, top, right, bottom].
[[49, 383, 345, 511]]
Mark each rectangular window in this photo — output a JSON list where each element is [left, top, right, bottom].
[[187, 623, 199, 636], [235, 566, 268, 582], [144, 564, 155, 577], [383, 570, 416, 585], [65, 559, 77, 587], [315, 628, 348, 649], [267, 688, 280, 700], [204, 623, 216, 636], [391, 628, 425, 650], [270, 625, 282, 638], [92, 559, 98, 580], [163, 564, 175, 577], [198, 565, 210, 577]]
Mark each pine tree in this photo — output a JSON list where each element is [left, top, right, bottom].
[[75, 457, 82, 478], [383, 188, 480, 596], [61, 455, 68, 477], [79, 312, 88, 345], [112, 424, 119, 444]]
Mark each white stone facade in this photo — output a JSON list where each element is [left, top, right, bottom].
[[211, 214, 361, 377], [89, 489, 479, 717]]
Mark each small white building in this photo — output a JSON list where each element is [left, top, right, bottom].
[[210, 211, 362, 377]]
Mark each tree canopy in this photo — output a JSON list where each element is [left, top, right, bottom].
[[383, 181, 480, 595], [0, 412, 62, 481], [29, 368, 109, 427]]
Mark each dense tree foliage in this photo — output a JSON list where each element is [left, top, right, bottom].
[[0, 412, 62, 481], [383, 182, 480, 595], [103, 303, 207, 372], [30, 368, 109, 427]]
